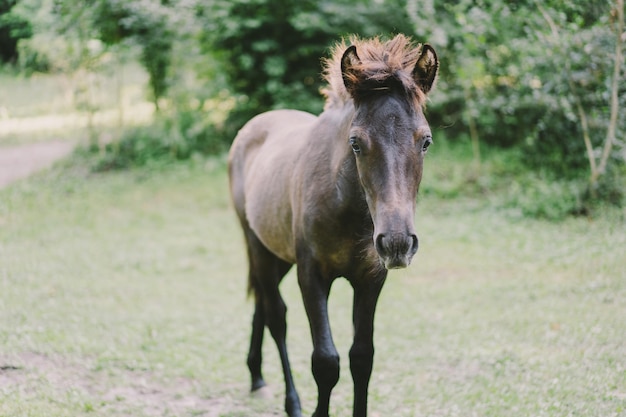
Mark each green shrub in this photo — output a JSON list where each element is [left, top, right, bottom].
[[502, 170, 625, 221], [502, 176, 585, 220], [421, 139, 597, 221], [90, 111, 228, 171], [584, 164, 626, 208]]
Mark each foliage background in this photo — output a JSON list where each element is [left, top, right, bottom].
[[1, 0, 625, 217]]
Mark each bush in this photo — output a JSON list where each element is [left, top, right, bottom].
[[584, 164, 626, 208], [502, 176, 585, 220], [420, 139, 602, 221], [90, 111, 228, 171], [16, 35, 51, 73]]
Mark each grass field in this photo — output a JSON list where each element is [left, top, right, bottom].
[[0, 149, 624, 417]]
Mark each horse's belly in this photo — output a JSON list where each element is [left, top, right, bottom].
[[230, 109, 316, 264], [244, 184, 294, 265]]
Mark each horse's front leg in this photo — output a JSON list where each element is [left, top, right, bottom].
[[350, 272, 386, 417], [297, 261, 338, 417]]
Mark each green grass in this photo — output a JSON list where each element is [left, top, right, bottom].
[[0, 153, 625, 417]]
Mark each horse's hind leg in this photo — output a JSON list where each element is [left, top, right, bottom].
[[247, 292, 266, 391], [244, 230, 301, 417]]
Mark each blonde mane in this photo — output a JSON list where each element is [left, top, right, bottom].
[[321, 34, 427, 110]]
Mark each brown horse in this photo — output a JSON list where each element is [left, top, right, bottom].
[[228, 35, 439, 417]]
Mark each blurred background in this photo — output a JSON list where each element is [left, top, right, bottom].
[[0, 0, 624, 215]]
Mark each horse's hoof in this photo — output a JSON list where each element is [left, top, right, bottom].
[[251, 385, 273, 400], [285, 393, 302, 417]]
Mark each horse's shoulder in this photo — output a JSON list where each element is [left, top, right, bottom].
[[231, 110, 316, 153]]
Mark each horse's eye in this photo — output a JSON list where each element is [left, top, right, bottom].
[[349, 137, 361, 154], [422, 135, 433, 153]]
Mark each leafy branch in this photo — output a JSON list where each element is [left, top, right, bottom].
[[537, 0, 624, 192]]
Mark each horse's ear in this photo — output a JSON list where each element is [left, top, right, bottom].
[[341, 45, 362, 95], [412, 44, 439, 94]]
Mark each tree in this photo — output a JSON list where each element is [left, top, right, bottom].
[[0, 0, 32, 63], [92, 0, 175, 111], [535, 0, 624, 196], [202, 0, 414, 138]]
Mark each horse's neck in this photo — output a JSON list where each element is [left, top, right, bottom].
[[327, 104, 355, 170]]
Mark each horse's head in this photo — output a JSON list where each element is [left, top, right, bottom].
[[341, 42, 439, 269]]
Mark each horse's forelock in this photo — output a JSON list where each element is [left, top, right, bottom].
[[322, 34, 426, 110]]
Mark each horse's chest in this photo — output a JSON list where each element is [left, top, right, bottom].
[[304, 215, 376, 275], [316, 237, 361, 270]]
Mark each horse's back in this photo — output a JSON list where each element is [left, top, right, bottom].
[[229, 109, 317, 263]]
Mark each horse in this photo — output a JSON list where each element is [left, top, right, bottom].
[[228, 34, 439, 417]]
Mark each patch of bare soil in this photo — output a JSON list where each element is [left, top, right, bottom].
[[0, 141, 75, 188], [0, 352, 273, 417]]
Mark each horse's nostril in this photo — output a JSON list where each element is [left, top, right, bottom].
[[375, 234, 386, 256], [376, 233, 417, 258], [410, 234, 419, 254]]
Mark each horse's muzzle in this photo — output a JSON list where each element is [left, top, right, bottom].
[[375, 233, 419, 269]]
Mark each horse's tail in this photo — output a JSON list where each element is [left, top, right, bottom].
[[229, 136, 258, 301], [243, 230, 261, 300]]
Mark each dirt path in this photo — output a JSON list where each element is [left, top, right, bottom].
[[0, 351, 266, 417], [0, 140, 75, 188]]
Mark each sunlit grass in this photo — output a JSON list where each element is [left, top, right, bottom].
[[0, 155, 624, 416], [0, 103, 154, 142], [0, 64, 153, 146], [0, 63, 148, 117]]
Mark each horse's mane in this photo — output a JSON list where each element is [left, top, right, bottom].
[[321, 34, 427, 110]]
